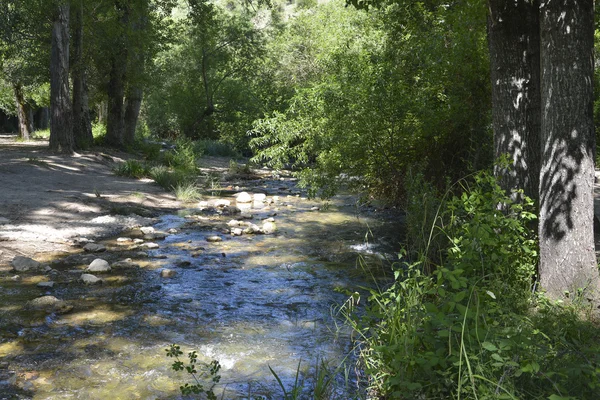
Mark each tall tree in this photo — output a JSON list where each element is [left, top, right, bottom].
[[487, 0, 541, 203], [538, 0, 600, 301], [49, 2, 73, 153], [71, 0, 93, 149]]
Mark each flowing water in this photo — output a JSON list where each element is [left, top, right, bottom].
[[0, 175, 402, 399]]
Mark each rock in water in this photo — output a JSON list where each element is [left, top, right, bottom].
[[81, 274, 103, 285], [206, 235, 223, 242], [253, 193, 267, 202], [26, 295, 72, 313], [231, 228, 243, 236], [235, 192, 253, 203], [87, 258, 111, 273], [160, 269, 177, 278], [11, 256, 41, 272], [37, 281, 55, 289], [83, 243, 106, 253], [262, 221, 277, 235]]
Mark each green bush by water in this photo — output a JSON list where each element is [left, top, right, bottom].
[[348, 170, 600, 399]]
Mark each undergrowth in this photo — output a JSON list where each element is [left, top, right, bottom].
[[345, 170, 600, 399]]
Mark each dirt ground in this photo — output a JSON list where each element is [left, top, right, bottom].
[[0, 135, 189, 270]]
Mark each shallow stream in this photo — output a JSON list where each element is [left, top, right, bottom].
[[0, 175, 402, 399]]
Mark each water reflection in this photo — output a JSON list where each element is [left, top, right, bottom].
[[0, 181, 401, 398]]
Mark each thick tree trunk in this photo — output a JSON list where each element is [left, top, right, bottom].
[[13, 83, 33, 140], [105, 54, 127, 148], [105, 2, 129, 148], [488, 0, 541, 203], [539, 0, 600, 301], [49, 3, 73, 154], [124, 86, 143, 146], [71, 0, 93, 149]]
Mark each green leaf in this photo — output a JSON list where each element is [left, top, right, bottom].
[[482, 342, 498, 351]]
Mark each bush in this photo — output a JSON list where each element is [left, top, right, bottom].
[[113, 160, 150, 179], [348, 170, 600, 399]]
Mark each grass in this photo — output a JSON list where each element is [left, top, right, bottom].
[[199, 139, 240, 157], [174, 183, 202, 202]]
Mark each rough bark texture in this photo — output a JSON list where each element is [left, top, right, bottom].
[[71, 1, 93, 150], [13, 83, 33, 140], [539, 0, 600, 301], [49, 3, 73, 154], [124, 86, 143, 146], [105, 2, 129, 148], [488, 0, 541, 203]]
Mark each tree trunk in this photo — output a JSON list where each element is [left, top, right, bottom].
[[105, 54, 127, 148], [488, 0, 541, 203], [49, 2, 73, 154], [124, 86, 143, 146], [538, 0, 600, 301], [71, 0, 93, 149], [13, 83, 33, 140], [105, 2, 128, 148]]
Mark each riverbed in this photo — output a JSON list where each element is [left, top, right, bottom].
[[0, 172, 402, 399]]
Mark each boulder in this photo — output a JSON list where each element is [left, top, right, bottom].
[[26, 295, 72, 313], [231, 228, 243, 236], [215, 199, 231, 207], [239, 212, 253, 220], [87, 258, 111, 273], [160, 269, 177, 278], [141, 242, 159, 249], [81, 274, 103, 285], [11, 256, 41, 272], [111, 258, 139, 268], [243, 224, 261, 234], [140, 226, 155, 235], [235, 192, 253, 203], [262, 221, 277, 235], [83, 243, 106, 253], [253, 193, 267, 202], [37, 281, 55, 289], [206, 235, 223, 243]]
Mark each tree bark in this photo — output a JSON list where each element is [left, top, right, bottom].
[[13, 83, 33, 140], [538, 0, 600, 301], [105, 2, 129, 148], [71, 0, 93, 149], [124, 86, 143, 146], [49, 2, 73, 154], [488, 0, 541, 203]]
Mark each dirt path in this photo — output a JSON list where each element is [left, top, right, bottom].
[[0, 135, 183, 270]]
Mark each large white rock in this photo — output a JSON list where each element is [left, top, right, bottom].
[[11, 256, 41, 272], [87, 258, 111, 273], [253, 193, 267, 202], [262, 221, 277, 235], [235, 192, 253, 203], [81, 274, 103, 285]]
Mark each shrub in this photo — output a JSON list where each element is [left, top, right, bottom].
[[174, 183, 202, 202], [113, 160, 150, 179], [347, 170, 600, 399]]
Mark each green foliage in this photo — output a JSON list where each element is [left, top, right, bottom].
[[250, 1, 491, 202], [113, 160, 150, 179], [174, 182, 202, 202], [199, 139, 240, 157], [162, 139, 199, 173], [349, 170, 600, 399], [166, 344, 221, 399], [92, 123, 107, 146]]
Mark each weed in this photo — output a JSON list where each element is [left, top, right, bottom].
[[113, 160, 149, 179], [174, 183, 202, 202], [166, 344, 221, 398]]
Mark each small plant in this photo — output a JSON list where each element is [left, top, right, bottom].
[[113, 160, 149, 179], [174, 182, 202, 202], [200, 139, 240, 157], [32, 128, 50, 139], [166, 344, 221, 398]]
